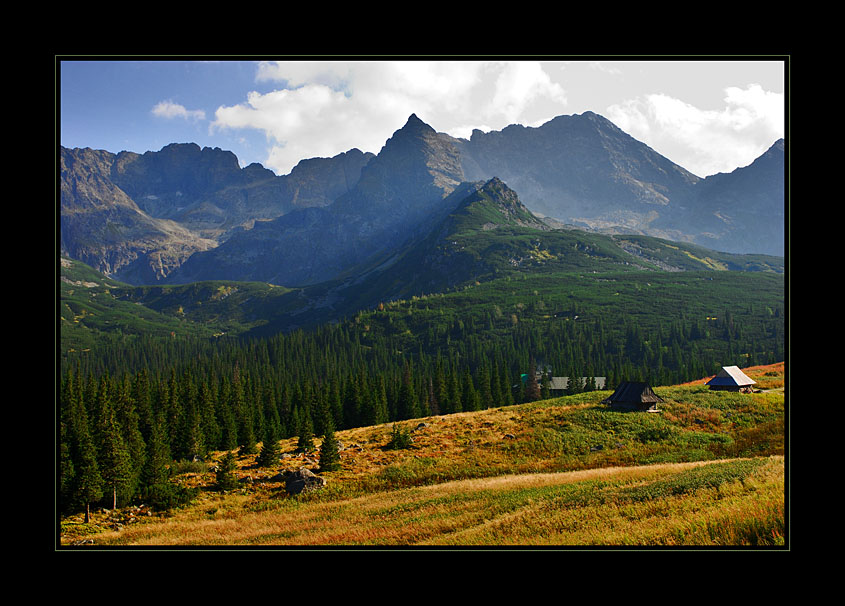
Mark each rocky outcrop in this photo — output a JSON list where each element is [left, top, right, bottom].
[[284, 468, 327, 495]]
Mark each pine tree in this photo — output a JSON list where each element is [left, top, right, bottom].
[[447, 370, 462, 413], [140, 412, 171, 490], [478, 364, 493, 409], [113, 374, 146, 498], [318, 400, 341, 472], [199, 380, 221, 454], [397, 362, 418, 420], [374, 376, 390, 425], [73, 426, 103, 523], [540, 371, 551, 399], [94, 377, 133, 510], [232, 371, 257, 455], [63, 376, 103, 522], [256, 424, 281, 468], [176, 388, 205, 462], [215, 451, 239, 491], [217, 376, 238, 451], [295, 406, 315, 453], [462, 368, 480, 412]]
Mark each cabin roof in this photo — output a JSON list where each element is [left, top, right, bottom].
[[604, 381, 663, 403], [706, 366, 756, 387]]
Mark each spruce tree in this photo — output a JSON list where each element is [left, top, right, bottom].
[[73, 428, 103, 523], [232, 372, 257, 455], [256, 425, 280, 468], [113, 374, 146, 498], [374, 376, 390, 426], [215, 450, 239, 491], [140, 412, 171, 491], [479, 365, 493, 409], [64, 383, 103, 522], [295, 406, 315, 453], [95, 376, 133, 510], [447, 371, 462, 414], [397, 363, 418, 420], [541, 372, 551, 399], [199, 380, 221, 455], [462, 368, 480, 412], [318, 410, 341, 473]]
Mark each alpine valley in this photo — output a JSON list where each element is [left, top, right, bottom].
[[58, 111, 787, 547]]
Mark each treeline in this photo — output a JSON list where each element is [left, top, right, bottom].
[[59, 295, 784, 516]]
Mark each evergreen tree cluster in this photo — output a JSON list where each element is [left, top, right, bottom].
[[59, 282, 784, 517]]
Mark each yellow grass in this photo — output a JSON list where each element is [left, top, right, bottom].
[[71, 456, 783, 547], [61, 365, 786, 548]]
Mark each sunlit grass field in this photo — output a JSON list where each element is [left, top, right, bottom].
[[60, 363, 786, 548]]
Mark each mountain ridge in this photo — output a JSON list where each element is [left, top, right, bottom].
[[60, 111, 785, 286]]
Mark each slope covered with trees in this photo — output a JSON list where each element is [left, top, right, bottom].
[[59, 261, 784, 518]]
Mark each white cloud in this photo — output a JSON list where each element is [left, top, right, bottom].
[[486, 61, 567, 124], [208, 61, 783, 178], [211, 61, 570, 175], [152, 100, 206, 121], [606, 84, 784, 176]]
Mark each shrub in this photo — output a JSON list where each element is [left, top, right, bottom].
[[385, 424, 414, 450], [143, 482, 198, 511]]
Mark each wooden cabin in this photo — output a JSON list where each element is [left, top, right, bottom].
[[706, 366, 756, 393], [601, 382, 663, 412], [547, 376, 607, 395]]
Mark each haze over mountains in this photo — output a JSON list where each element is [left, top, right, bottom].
[[60, 111, 785, 288]]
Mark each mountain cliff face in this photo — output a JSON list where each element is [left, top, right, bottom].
[[166, 114, 467, 287], [60, 147, 219, 284], [683, 139, 785, 256], [452, 111, 784, 256], [60, 144, 373, 282]]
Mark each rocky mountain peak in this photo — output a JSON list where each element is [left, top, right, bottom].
[[452, 177, 547, 231], [341, 114, 464, 214]]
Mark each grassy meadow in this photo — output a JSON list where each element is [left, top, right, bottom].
[[59, 363, 786, 548]]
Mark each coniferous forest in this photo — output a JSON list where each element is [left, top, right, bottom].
[[59, 266, 784, 518]]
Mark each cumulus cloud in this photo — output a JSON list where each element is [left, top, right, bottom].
[[486, 61, 567, 124], [606, 84, 784, 176], [211, 61, 570, 175], [151, 100, 206, 121]]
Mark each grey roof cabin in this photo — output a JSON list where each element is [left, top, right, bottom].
[[706, 366, 756, 392]]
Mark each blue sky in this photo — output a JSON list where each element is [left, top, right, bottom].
[[59, 58, 786, 178]]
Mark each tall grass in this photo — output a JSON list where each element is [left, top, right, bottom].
[[63, 373, 785, 548], [88, 456, 784, 547]]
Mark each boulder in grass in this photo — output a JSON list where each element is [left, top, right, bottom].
[[284, 467, 327, 495]]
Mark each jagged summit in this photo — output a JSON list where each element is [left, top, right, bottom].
[[404, 113, 427, 128]]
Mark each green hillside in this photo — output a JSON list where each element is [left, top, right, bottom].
[[246, 179, 783, 335], [59, 178, 783, 354], [59, 257, 295, 353]]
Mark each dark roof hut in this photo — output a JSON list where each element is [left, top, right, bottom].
[[706, 366, 756, 393], [601, 382, 664, 412]]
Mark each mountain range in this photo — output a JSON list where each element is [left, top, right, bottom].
[[60, 111, 785, 290]]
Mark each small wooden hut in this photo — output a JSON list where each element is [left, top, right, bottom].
[[547, 376, 607, 395], [601, 381, 663, 412], [706, 366, 756, 393]]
